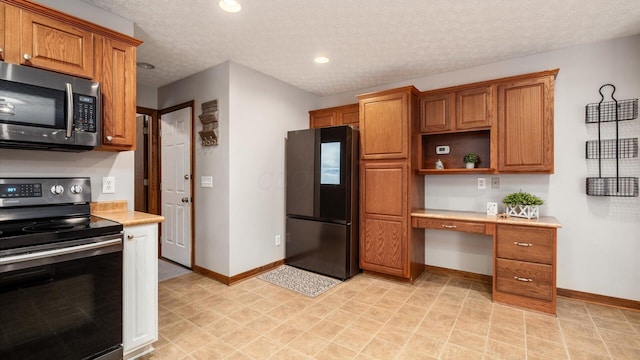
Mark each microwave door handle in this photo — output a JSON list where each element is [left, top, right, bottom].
[[65, 83, 73, 138]]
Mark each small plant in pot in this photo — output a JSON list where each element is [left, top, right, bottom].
[[502, 191, 544, 219], [463, 153, 479, 169]]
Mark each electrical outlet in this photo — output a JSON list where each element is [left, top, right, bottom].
[[275, 235, 281, 246], [102, 176, 115, 194], [477, 178, 486, 190], [491, 177, 500, 189]]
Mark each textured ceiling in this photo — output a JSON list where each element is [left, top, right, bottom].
[[80, 0, 640, 96]]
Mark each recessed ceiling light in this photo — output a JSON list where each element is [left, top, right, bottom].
[[136, 62, 156, 70], [219, 0, 242, 13], [314, 56, 330, 64]]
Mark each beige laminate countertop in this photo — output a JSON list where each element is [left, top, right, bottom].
[[91, 200, 164, 226], [411, 208, 561, 228]]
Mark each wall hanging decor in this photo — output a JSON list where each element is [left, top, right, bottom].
[[585, 84, 638, 197], [199, 99, 219, 146]]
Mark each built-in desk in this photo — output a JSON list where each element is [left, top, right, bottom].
[[412, 209, 561, 314]]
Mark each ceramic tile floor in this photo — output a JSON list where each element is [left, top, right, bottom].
[[143, 271, 640, 360]]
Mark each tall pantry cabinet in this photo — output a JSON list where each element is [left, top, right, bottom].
[[357, 86, 425, 281]]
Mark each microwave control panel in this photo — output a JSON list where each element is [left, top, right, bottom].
[[74, 94, 97, 132]]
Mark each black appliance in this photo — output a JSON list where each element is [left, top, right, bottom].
[[285, 125, 359, 280], [0, 62, 100, 151], [0, 177, 124, 360]]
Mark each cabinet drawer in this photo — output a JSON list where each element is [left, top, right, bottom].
[[413, 218, 485, 234], [495, 258, 553, 301], [496, 225, 554, 264]]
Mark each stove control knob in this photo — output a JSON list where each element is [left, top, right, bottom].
[[70, 185, 83, 194], [50, 185, 64, 195]]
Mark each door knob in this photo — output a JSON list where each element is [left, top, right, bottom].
[[184, 174, 190, 180], [181, 197, 189, 203]]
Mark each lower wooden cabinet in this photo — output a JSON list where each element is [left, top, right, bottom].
[[493, 224, 557, 314], [123, 223, 158, 358]]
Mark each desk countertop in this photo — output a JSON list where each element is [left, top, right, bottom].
[[90, 200, 164, 226], [411, 208, 561, 228]]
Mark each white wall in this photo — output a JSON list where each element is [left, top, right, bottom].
[[158, 62, 232, 275], [227, 62, 315, 275], [319, 34, 640, 301], [137, 84, 158, 110], [1, 1, 137, 210]]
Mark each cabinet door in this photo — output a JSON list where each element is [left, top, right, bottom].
[[360, 162, 408, 277], [309, 108, 336, 128], [360, 91, 410, 159], [0, 4, 5, 61], [498, 76, 554, 173], [123, 224, 158, 354], [456, 86, 492, 130], [420, 92, 452, 133], [337, 104, 359, 125], [99, 37, 137, 150], [20, 10, 94, 78]]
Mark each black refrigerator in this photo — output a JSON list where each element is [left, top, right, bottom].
[[285, 125, 360, 280]]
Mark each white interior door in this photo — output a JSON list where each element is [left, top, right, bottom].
[[160, 107, 192, 267]]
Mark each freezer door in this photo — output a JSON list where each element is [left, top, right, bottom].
[[286, 128, 316, 218], [286, 217, 357, 280]]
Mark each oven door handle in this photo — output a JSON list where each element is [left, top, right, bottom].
[[65, 82, 74, 138], [0, 238, 122, 267]]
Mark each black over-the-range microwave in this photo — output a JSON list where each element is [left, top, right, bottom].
[[0, 62, 100, 151]]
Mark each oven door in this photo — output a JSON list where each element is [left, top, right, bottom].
[[0, 235, 123, 360]]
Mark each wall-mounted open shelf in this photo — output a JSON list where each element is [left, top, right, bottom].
[[585, 84, 638, 197], [419, 130, 491, 174]]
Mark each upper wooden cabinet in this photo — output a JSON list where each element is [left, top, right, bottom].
[[456, 86, 492, 130], [19, 10, 94, 78], [2, 0, 143, 151], [497, 73, 555, 173], [309, 103, 359, 128], [420, 92, 453, 133], [95, 36, 137, 150], [420, 86, 492, 134], [0, 4, 5, 61], [358, 87, 418, 160]]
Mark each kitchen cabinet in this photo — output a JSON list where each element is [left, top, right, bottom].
[[19, 9, 94, 78], [359, 87, 414, 160], [0, 3, 5, 61], [123, 223, 158, 358], [419, 86, 492, 134], [357, 86, 425, 281], [2, 0, 142, 151], [497, 74, 555, 173], [309, 103, 359, 128], [493, 224, 557, 314], [95, 36, 138, 150]]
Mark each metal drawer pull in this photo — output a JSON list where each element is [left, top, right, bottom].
[[513, 242, 533, 247], [442, 224, 457, 229], [514, 276, 533, 282]]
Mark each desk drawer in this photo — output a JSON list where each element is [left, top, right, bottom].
[[496, 225, 554, 264], [414, 218, 485, 234], [495, 258, 553, 301]]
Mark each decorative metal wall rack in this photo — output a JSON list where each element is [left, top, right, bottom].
[[585, 84, 638, 197]]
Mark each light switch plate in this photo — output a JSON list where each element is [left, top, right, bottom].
[[487, 202, 498, 216], [201, 176, 213, 188]]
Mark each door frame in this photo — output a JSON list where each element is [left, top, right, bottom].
[[136, 107, 159, 215], [153, 100, 196, 267]]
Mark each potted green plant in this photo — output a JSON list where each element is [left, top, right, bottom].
[[502, 191, 544, 219], [463, 153, 479, 169]]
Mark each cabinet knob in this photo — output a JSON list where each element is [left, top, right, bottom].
[[127, 234, 134, 240], [23, 54, 31, 61], [0, 48, 3, 54], [106, 135, 113, 142]]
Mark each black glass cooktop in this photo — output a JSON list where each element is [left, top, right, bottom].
[[0, 215, 123, 252]]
